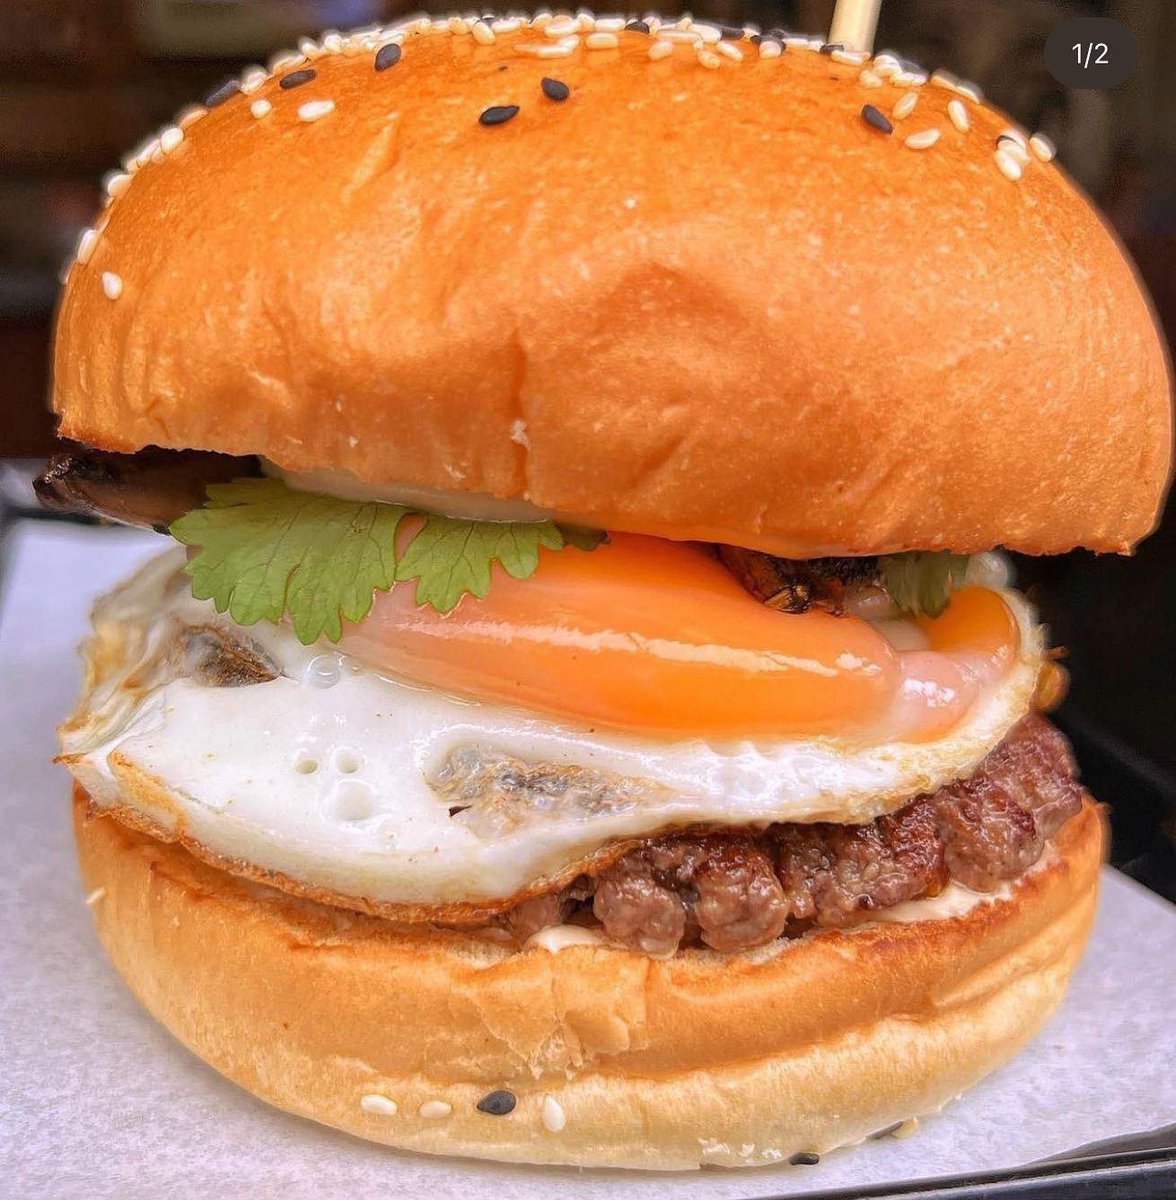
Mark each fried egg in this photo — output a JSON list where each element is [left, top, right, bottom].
[[59, 549, 1044, 908]]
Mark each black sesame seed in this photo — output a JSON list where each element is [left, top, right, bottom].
[[626, 19, 651, 34], [749, 33, 762, 45], [498, 63, 509, 71], [717, 24, 744, 40], [869, 1121, 905, 1141], [204, 78, 240, 108], [479, 104, 519, 127], [374, 42, 402, 71], [541, 77, 570, 102], [820, 42, 846, 54], [279, 68, 317, 90], [861, 103, 893, 134], [790, 1151, 821, 1166], [476, 1089, 517, 1116]]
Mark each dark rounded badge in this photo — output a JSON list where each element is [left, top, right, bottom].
[[1044, 17, 1137, 90]]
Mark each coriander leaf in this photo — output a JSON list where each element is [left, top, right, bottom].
[[171, 478, 408, 643], [396, 514, 565, 612], [880, 551, 971, 618]]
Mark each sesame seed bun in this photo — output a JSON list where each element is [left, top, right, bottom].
[[52, 19, 1170, 555], [73, 788, 1103, 1169]]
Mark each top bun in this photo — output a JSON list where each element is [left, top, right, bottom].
[[52, 15, 1171, 556]]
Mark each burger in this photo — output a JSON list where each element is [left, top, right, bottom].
[[37, 13, 1171, 1170]]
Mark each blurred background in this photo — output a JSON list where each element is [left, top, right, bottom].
[[1, 1, 1174, 889]]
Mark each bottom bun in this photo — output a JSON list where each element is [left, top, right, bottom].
[[73, 787, 1103, 1169]]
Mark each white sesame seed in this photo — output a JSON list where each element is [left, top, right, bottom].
[[649, 39, 673, 60], [930, 69, 957, 89], [418, 1100, 452, 1119], [859, 69, 883, 87], [595, 16, 625, 31], [1029, 133, 1056, 162], [758, 39, 782, 59], [298, 37, 321, 58], [994, 147, 1024, 180], [298, 99, 335, 123], [492, 17, 522, 33], [586, 31, 618, 49], [544, 16, 579, 38], [576, 12, 596, 32], [893, 92, 918, 120], [177, 104, 206, 129], [715, 40, 742, 62], [697, 49, 721, 69], [471, 19, 495, 44], [831, 49, 868, 66], [251, 98, 272, 118], [894, 71, 927, 87], [947, 99, 969, 132], [510, 418, 530, 446], [103, 172, 131, 198], [360, 1094, 398, 1116], [693, 24, 721, 44], [101, 271, 123, 299], [268, 51, 304, 72], [240, 68, 268, 94], [955, 81, 983, 102], [541, 1094, 567, 1133], [872, 54, 900, 76], [660, 29, 702, 44], [132, 137, 160, 169], [84, 887, 106, 906], [999, 137, 1031, 165], [323, 31, 343, 51], [904, 127, 940, 150], [447, 17, 469, 34], [676, 15, 693, 29], [159, 125, 183, 154], [998, 127, 1028, 148]]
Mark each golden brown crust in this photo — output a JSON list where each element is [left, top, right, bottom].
[[74, 786, 1103, 1168], [52, 23, 1170, 557]]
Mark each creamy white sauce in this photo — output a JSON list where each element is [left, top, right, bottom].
[[875, 880, 1004, 923], [60, 550, 1044, 906], [270, 463, 565, 524], [524, 925, 609, 952]]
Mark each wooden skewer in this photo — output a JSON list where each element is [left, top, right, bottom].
[[828, 0, 883, 53]]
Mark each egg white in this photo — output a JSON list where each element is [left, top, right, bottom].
[[59, 549, 1044, 907]]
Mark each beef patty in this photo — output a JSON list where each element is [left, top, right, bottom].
[[499, 716, 1085, 955]]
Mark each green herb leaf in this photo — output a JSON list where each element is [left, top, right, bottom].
[[395, 514, 566, 611], [170, 477, 602, 643], [879, 551, 971, 618]]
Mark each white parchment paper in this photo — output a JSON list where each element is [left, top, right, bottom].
[[3, 520, 1175, 1200]]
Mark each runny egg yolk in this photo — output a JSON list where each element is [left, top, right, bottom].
[[339, 535, 1020, 742]]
